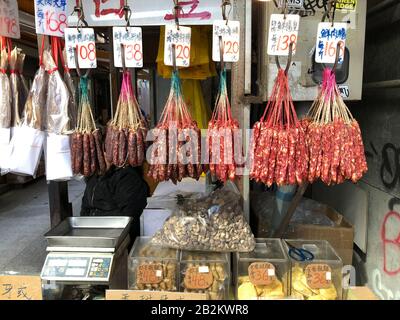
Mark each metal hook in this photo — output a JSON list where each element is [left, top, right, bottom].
[[74, 0, 88, 33], [282, 0, 288, 19], [275, 42, 294, 75], [219, 36, 225, 71], [174, 0, 181, 30], [120, 43, 127, 72], [331, 41, 343, 74], [172, 44, 177, 73], [222, 0, 231, 25], [123, 3, 132, 31], [322, 0, 337, 26], [73, 45, 91, 78]]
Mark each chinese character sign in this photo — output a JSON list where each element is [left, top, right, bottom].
[[0, 276, 42, 300], [34, 0, 67, 37], [315, 22, 347, 64], [113, 27, 143, 68], [212, 20, 240, 63], [65, 28, 97, 69], [164, 25, 191, 68], [267, 14, 300, 56], [0, 0, 20, 39]]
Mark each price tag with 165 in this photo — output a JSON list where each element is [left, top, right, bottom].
[[34, 0, 67, 37], [212, 20, 240, 62], [0, 0, 20, 39], [267, 14, 299, 56], [113, 27, 143, 68], [65, 28, 97, 69], [315, 22, 347, 64], [164, 25, 191, 67]]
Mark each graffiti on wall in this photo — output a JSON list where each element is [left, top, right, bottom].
[[381, 199, 400, 276], [372, 269, 400, 300]]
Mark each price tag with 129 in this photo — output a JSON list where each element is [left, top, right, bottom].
[[34, 0, 67, 37], [164, 25, 191, 67], [315, 22, 347, 64], [267, 14, 299, 56], [65, 28, 97, 69], [212, 20, 240, 62], [113, 27, 143, 68]]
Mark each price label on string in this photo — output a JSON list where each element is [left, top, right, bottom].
[[113, 27, 143, 68], [0, 0, 20, 39], [267, 14, 299, 56], [34, 0, 67, 37], [212, 20, 240, 62], [164, 25, 191, 68], [315, 22, 347, 64], [65, 28, 97, 69]]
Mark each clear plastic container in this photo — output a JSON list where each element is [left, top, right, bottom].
[[283, 239, 343, 300], [236, 238, 289, 300], [128, 237, 179, 291], [180, 251, 230, 300]]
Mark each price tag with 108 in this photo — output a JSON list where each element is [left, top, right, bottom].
[[212, 20, 240, 62], [65, 28, 97, 69], [113, 27, 143, 68], [0, 0, 20, 39], [34, 0, 67, 37], [315, 22, 347, 64], [267, 14, 299, 56], [164, 25, 191, 67]]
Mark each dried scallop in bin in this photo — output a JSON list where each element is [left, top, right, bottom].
[[128, 237, 179, 292]]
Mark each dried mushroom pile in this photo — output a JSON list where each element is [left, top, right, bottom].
[[151, 189, 256, 252]]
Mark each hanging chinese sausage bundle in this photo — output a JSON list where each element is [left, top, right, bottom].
[[0, 38, 11, 171], [207, 69, 240, 182], [304, 68, 368, 185], [9, 47, 22, 128], [71, 76, 106, 177], [148, 71, 203, 184], [250, 68, 308, 187], [105, 70, 147, 168]]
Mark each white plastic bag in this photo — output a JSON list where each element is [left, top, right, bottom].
[[0, 127, 11, 174], [8, 125, 44, 176], [45, 133, 73, 181]]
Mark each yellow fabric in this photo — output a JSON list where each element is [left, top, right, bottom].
[[156, 26, 217, 80], [181, 79, 211, 129]]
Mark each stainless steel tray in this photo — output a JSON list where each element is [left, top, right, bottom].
[[45, 217, 132, 251]]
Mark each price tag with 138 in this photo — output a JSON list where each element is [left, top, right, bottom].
[[164, 25, 191, 67], [34, 0, 67, 37], [315, 22, 347, 64], [65, 28, 97, 69], [0, 0, 20, 39], [113, 27, 143, 68], [267, 14, 299, 56], [212, 20, 240, 62]]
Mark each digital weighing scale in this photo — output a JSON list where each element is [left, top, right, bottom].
[[40, 217, 132, 300]]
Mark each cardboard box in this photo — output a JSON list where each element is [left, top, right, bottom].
[[285, 205, 354, 266], [346, 287, 378, 300]]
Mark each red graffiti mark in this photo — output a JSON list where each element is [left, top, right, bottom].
[[164, 0, 212, 21], [381, 211, 400, 276], [93, 0, 125, 18]]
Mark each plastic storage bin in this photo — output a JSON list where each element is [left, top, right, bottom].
[[180, 251, 230, 300], [283, 239, 343, 300], [235, 238, 289, 300], [128, 236, 179, 291]]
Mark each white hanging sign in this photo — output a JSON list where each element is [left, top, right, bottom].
[[113, 27, 143, 68], [212, 20, 240, 63], [67, 0, 222, 27], [164, 25, 191, 68], [315, 22, 347, 64], [34, 0, 68, 37], [267, 14, 300, 56], [0, 0, 20, 39], [65, 28, 97, 69]]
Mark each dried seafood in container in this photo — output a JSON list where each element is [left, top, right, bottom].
[[207, 69, 240, 182], [304, 68, 367, 185], [105, 70, 147, 168], [148, 71, 203, 184], [71, 76, 106, 177], [250, 69, 308, 187]]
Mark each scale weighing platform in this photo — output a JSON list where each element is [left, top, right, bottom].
[[40, 217, 132, 300]]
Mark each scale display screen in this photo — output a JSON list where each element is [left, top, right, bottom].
[[41, 254, 113, 282]]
